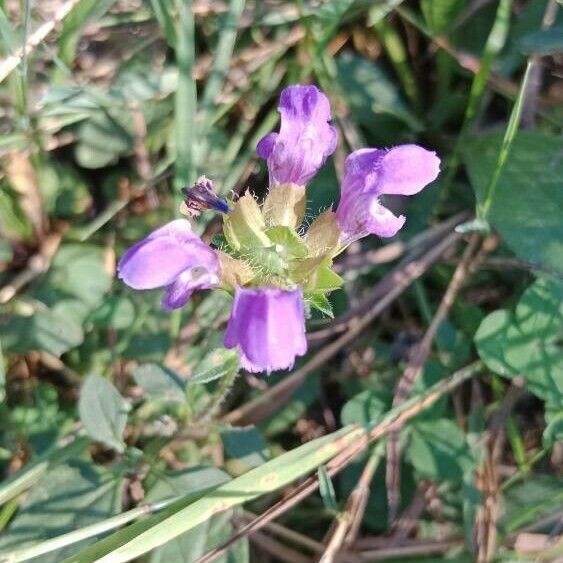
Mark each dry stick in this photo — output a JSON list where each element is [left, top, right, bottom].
[[385, 233, 497, 522], [0, 0, 83, 83], [223, 229, 464, 426], [318, 442, 386, 563], [197, 362, 482, 563]]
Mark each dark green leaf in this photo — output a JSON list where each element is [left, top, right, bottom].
[[220, 427, 268, 468], [463, 130, 563, 274], [78, 375, 128, 452], [0, 460, 123, 562], [132, 364, 187, 402]]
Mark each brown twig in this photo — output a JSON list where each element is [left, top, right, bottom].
[[197, 362, 482, 563], [223, 228, 464, 426], [385, 234, 497, 522]]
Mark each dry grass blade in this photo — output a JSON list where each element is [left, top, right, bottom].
[[0, 0, 83, 83], [198, 362, 482, 563], [385, 233, 498, 522]]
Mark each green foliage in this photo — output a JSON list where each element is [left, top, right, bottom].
[[463, 131, 563, 274], [0, 460, 123, 561], [133, 364, 187, 403], [220, 426, 269, 468], [475, 277, 563, 406], [78, 375, 128, 452]]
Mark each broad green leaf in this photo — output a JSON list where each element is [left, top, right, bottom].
[[308, 265, 344, 294], [0, 237, 12, 263], [78, 375, 128, 452], [519, 26, 563, 55], [408, 418, 475, 482], [475, 277, 563, 405], [189, 348, 239, 385], [220, 426, 269, 468], [336, 53, 422, 134], [34, 244, 111, 308], [340, 389, 390, 427], [132, 364, 186, 402], [463, 130, 563, 274], [0, 309, 84, 356], [75, 109, 133, 169], [502, 475, 563, 533], [0, 460, 123, 562], [89, 296, 135, 330]]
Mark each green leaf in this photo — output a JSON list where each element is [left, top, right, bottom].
[[0, 460, 123, 562], [463, 130, 563, 274], [89, 296, 135, 330], [78, 375, 128, 452], [340, 389, 390, 427], [475, 277, 563, 404], [75, 109, 133, 169], [336, 53, 422, 133], [132, 364, 187, 403], [0, 309, 84, 356], [503, 475, 563, 533], [519, 26, 563, 55], [318, 465, 338, 513], [189, 348, 240, 385], [220, 427, 269, 468], [306, 293, 334, 318], [0, 237, 13, 263], [408, 418, 475, 482], [543, 406, 563, 447]]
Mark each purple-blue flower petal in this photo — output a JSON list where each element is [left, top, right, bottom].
[[336, 145, 440, 243], [224, 286, 307, 374], [257, 85, 337, 187], [118, 219, 219, 309]]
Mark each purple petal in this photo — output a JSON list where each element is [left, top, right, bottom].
[[256, 132, 278, 159], [257, 85, 337, 187], [378, 145, 441, 196], [224, 287, 307, 374], [336, 193, 405, 243], [161, 267, 220, 311], [118, 219, 219, 310]]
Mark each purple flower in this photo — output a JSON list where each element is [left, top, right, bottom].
[[257, 85, 337, 187], [335, 145, 441, 243], [224, 286, 307, 374], [118, 219, 219, 311]]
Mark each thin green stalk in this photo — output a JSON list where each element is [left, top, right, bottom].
[[372, 17, 421, 112], [1, 498, 177, 563], [199, 0, 245, 135], [441, 0, 513, 192], [194, 365, 239, 423], [477, 60, 534, 221], [173, 0, 197, 195]]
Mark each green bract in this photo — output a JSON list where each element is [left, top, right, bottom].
[[219, 184, 344, 316]]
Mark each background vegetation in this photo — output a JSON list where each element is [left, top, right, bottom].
[[0, 0, 562, 561]]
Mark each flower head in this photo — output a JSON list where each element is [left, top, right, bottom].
[[257, 84, 337, 187], [224, 286, 307, 374], [335, 145, 440, 243], [117, 219, 219, 311]]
